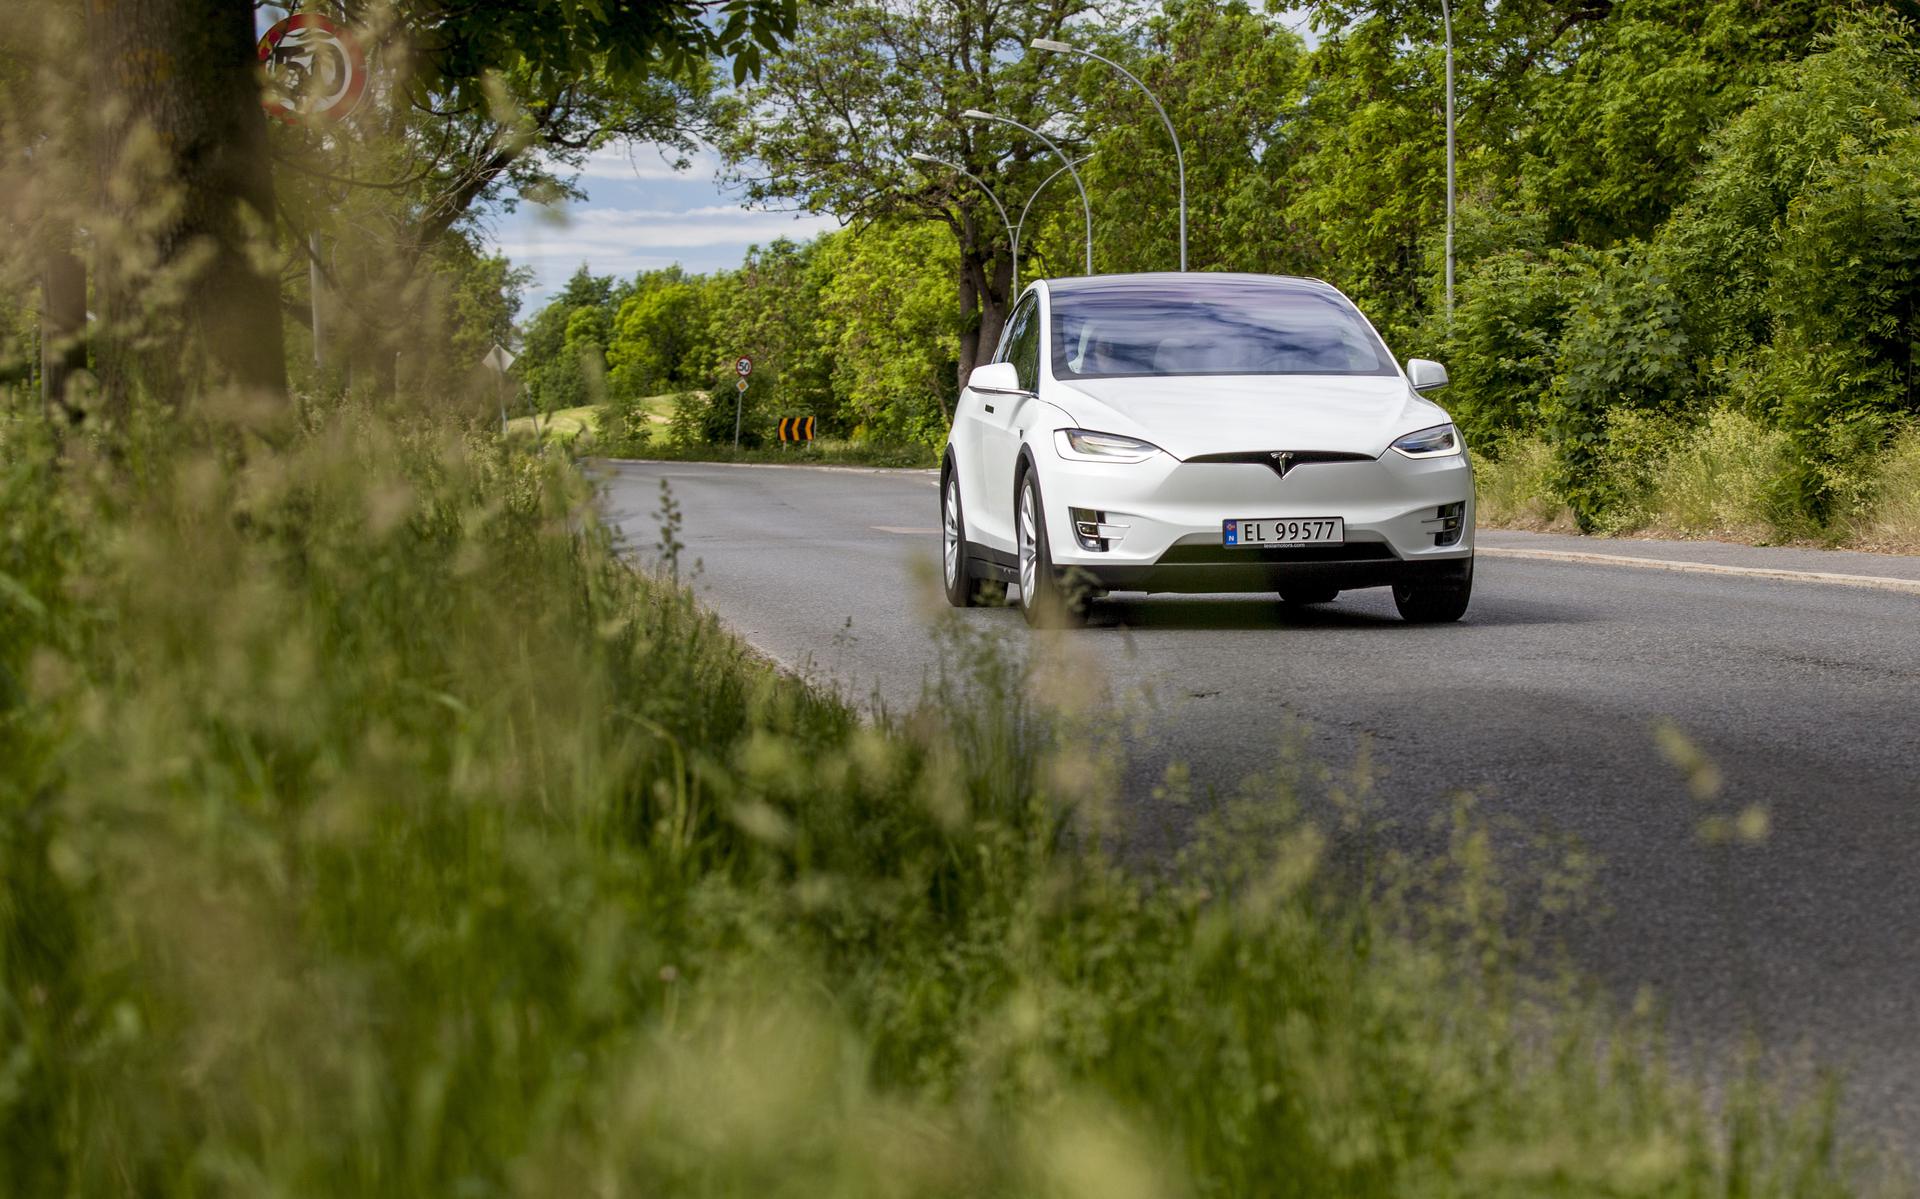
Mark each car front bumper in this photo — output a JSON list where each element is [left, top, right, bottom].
[[1040, 449, 1474, 593]]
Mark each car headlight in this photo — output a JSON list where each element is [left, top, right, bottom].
[[1055, 429, 1163, 464], [1389, 423, 1462, 459]]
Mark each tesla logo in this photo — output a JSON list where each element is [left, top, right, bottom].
[[1269, 451, 1296, 478]]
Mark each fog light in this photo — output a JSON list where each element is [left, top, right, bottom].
[[1423, 501, 1466, 547], [1069, 507, 1128, 552]]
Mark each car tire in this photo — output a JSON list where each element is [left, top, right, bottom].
[[1279, 586, 1339, 606], [942, 467, 987, 608], [1016, 467, 1087, 628], [1392, 559, 1473, 623]]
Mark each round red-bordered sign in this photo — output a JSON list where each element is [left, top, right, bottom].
[[258, 13, 366, 124]]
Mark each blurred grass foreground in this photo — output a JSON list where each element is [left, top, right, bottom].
[[0, 393, 1881, 1195], [0, 0, 1889, 1191]]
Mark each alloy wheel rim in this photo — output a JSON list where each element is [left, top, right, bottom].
[[943, 479, 960, 585], [1018, 482, 1038, 604]]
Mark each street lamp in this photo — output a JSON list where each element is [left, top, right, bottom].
[[961, 108, 1093, 276], [910, 151, 1019, 292], [1032, 37, 1186, 272], [1441, 0, 1455, 319], [1014, 154, 1090, 293]]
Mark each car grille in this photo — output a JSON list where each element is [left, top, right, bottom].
[[1157, 542, 1396, 565], [1182, 450, 1376, 479]]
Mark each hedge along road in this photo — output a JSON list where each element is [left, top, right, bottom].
[[602, 458, 1920, 1161]]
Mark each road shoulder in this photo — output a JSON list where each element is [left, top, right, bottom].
[[1477, 528, 1920, 591]]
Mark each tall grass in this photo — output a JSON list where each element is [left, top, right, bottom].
[[1473, 436, 1578, 531], [0, 392, 1883, 1195], [1477, 412, 1920, 549], [1847, 425, 1920, 552]]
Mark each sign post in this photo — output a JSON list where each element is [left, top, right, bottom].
[[482, 343, 516, 433], [732, 355, 753, 451]]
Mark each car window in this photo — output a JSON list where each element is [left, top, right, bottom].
[[1006, 296, 1040, 391], [1050, 278, 1397, 379], [989, 302, 1021, 365]]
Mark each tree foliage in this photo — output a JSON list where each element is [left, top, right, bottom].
[[499, 0, 1920, 536], [716, 0, 1142, 385]]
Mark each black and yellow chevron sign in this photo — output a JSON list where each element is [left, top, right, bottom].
[[778, 416, 816, 442]]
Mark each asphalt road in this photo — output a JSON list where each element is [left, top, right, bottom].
[[603, 459, 1920, 1159]]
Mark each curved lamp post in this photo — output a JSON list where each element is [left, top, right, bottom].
[[961, 108, 1093, 276], [909, 151, 1019, 292], [1013, 154, 1090, 292], [1032, 38, 1186, 272]]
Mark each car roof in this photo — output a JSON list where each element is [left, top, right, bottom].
[[1039, 272, 1340, 297]]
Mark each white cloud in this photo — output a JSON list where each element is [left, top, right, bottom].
[[572, 144, 727, 182], [496, 203, 841, 289]]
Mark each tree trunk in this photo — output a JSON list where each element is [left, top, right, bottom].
[[89, 0, 287, 416], [39, 227, 87, 421], [954, 215, 1013, 392]]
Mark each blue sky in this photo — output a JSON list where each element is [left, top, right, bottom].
[[489, 146, 838, 312]]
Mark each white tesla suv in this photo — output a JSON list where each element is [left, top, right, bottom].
[[940, 273, 1474, 626]]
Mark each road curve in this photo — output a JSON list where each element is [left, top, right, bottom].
[[601, 459, 1920, 1160]]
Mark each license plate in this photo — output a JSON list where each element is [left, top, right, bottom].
[[1223, 517, 1344, 547]]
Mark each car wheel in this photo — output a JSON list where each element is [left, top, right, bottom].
[[1279, 586, 1339, 606], [1016, 468, 1086, 628], [1392, 559, 1473, 623], [942, 469, 987, 607]]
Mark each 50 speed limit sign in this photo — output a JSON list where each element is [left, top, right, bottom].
[[734, 356, 753, 378], [258, 13, 367, 124]]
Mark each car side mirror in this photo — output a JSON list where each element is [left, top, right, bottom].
[[968, 361, 1026, 395], [1406, 358, 1449, 393]]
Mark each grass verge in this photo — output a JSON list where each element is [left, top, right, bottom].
[[607, 436, 938, 469], [1476, 415, 1920, 553], [504, 402, 600, 442], [0, 394, 1881, 1195], [516, 395, 938, 468]]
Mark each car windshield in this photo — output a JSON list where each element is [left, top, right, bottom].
[[1050, 278, 1397, 379]]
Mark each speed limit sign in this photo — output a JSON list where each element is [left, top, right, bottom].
[[257, 13, 367, 124], [734, 356, 753, 378]]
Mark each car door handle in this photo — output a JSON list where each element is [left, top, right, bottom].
[[983, 403, 995, 413]]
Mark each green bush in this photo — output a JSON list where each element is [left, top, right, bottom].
[[1849, 423, 1920, 551], [1445, 249, 1593, 451], [1632, 407, 1801, 540], [1542, 248, 1696, 529], [1471, 436, 1575, 531], [596, 391, 657, 456], [1655, 15, 1920, 519]]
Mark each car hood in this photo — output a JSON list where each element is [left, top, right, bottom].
[[1048, 375, 1448, 460]]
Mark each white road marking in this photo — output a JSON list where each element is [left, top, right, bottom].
[[1479, 546, 1920, 595], [603, 458, 939, 478], [872, 526, 938, 535]]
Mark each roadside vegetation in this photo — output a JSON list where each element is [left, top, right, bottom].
[[0, 0, 1911, 1190], [0, 386, 1886, 1195]]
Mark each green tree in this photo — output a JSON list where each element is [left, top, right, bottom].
[[607, 269, 709, 397], [1443, 247, 1595, 450], [1657, 15, 1920, 515], [1068, 1, 1311, 277], [518, 265, 615, 414], [1519, 0, 1836, 248], [815, 221, 962, 441], [679, 238, 832, 446], [1284, 0, 1621, 343], [716, 0, 1142, 388], [1541, 247, 1694, 527]]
